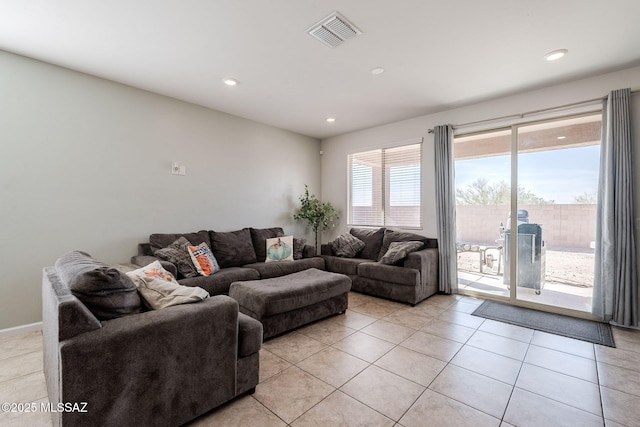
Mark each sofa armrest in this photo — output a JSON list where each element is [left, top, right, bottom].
[[57, 295, 239, 427], [302, 244, 317, 258], [130, 255, 178, 277], [403, 248, 438, 288], [137, 242, 154, 256]]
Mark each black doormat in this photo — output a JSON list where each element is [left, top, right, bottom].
[[472, 300, 615, 347]]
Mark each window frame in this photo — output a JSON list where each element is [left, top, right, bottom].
[[347, 139, 423, 229]]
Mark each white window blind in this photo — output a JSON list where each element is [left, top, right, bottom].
[[348, 142, 422, 228]]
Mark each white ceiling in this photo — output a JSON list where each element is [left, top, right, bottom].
[[1, 1, 639, 139]]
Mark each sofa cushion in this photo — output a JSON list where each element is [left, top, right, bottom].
[[350, 227, 386, 260], [55, 251, 141, 320], [187, 243, 220, 276], [154, 237, 199, 278], [379, 241, 424, 265], [357, 262, 419, 286], [330, 233, 365, 257], [322, 255, 369, 276], [149, 230, 210, 253], [126, 261, 209, 310], [244, 257, 325, 279], [378, 229, 433, 261], [265, 236, 294, 262], [210, 228, 258, 268], [179, 267, 260, 296], [250, 227, 284, 262], [293, 238, 307, 260]]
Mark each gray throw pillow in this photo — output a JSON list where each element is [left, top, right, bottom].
[[293, 237, 307, 260], [330, 233, 366, 257], [149, 230, 210, 253], [210, 228, 258, 268], [154, 237, 199, 278], [378, 241, 424, 265], [55, 251, 142, 320], [378, 229, 431, 261]]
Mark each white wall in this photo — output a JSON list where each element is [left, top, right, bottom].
[[0, 50, 320, 329], [321, 66, 640, 245]]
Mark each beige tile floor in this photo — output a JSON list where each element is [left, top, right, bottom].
[[2, 292, 640, 426]]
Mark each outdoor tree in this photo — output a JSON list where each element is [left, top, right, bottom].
[[456, 178, 554, 205], [573, 192, 597, 204]]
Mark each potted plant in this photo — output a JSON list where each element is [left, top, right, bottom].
[[293, 185, 338, 251]]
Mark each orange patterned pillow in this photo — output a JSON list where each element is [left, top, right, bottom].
[[187, 243, 220, 276]]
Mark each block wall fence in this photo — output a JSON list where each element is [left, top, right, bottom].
[[456, 204, 596, 251]]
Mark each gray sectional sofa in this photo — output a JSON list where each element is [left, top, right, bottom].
[[43, 252, 262, 427], [41, 226, 438, 426], [131, 227, 325, 296], [321, 228, 439, 305], [132, 226, 439, 307]]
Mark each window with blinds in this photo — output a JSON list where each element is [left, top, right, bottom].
[[348, 141, 422, 228]]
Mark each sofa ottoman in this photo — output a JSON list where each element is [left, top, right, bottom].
[[229, 268, 351, 339]]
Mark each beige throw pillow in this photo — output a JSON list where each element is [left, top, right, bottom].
[[265, 235, 294, 262], [126, 261, 209, 310]]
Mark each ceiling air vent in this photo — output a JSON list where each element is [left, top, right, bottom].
[[306, 12, 362, 48]]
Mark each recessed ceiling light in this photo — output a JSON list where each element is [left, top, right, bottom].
[[223, 78, 238, 86], [544, 49, 568, 61], [326, 117, 336, 123], [371, 67, 385, 75], [557, 136, 567, 140]]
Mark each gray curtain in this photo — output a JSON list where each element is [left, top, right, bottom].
[[593, 88, 638, 328], [434, 125, 458, 293]]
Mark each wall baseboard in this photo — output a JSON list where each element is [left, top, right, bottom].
[[0, 322, 42, 339]]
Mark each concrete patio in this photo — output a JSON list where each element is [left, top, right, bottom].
[[457, 249, 595, 313]]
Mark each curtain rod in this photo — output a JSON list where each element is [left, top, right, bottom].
[[427, 89, 639, 134]]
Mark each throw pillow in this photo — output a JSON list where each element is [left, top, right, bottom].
[[153, 237, 199, 278], [265, 235, 294, 262], [55, 251, 142, 320], [250, 227, 284, 262], [350, 227, 386, 260], [210, 228, 257, 268], [379, 241, 424, 265], [378, 229, 431, 261], [187, 242, 220, 276], [149, 230, 210, 253], [126, 261, 209, 310], [330, 233, 365, 257], [293, 237, 307, 260]]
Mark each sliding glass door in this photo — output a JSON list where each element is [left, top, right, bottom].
[[455, 129, 511, 298], [455, 113, 602, 316], [513, 115, 601, 312]]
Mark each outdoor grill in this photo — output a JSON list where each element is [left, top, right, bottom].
[[503, 211, 546, 294], [505, 209, 530, 230]]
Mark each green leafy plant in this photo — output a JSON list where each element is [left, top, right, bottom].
[[293, 184, 338, 251]]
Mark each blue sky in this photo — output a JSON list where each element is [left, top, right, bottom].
[[455, 145, 600, 204]]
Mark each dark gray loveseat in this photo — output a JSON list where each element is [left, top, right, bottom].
[[321, 228, 439, 305], [42, 255, 262, 427], [131, 227, 325, 296]]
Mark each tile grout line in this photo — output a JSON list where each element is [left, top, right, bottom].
[[499, 338, 532, 423], [594, 351, 608, 426]]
